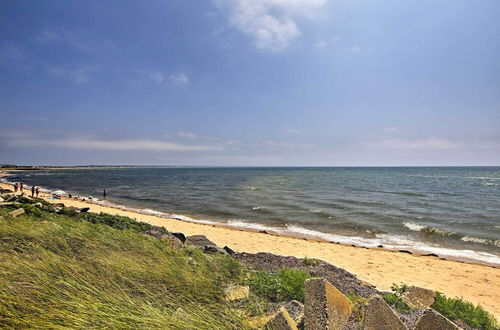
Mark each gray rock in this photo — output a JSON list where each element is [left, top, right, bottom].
[[185, 235, 216, 249], [362, 296, 408, 330], [223, 245, 235, 255], [204, 246, 227, 254], [283, 300, 304, 324], [142, 227, 183, 247], [304, 278, 352, 330], [402, 286, 435, 309], [266, 307, 298, 330], [414, 309, 460, 330], [0, 197, 4, 202], [172, 232, 186, 243]]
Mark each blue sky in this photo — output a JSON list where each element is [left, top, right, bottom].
[[0, 0, 499, 166]]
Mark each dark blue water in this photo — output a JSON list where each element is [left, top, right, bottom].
[[4, 167, 500, 265]]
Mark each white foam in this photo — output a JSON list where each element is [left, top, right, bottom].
[[139, 208, 168, 217], [403, 222, 426, 232]]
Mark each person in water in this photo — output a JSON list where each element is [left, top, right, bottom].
[[31, 186, 35, 197]]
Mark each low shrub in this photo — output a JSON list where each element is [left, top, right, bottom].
[[432, 292, 498, 330], [79, 212, 155, 232], [248, 268, 312, 302], [382, 283, 412, 314]]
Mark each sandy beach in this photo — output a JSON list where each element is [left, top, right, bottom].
[[1, 176, 499, 319]]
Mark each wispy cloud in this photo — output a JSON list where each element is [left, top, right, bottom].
[[177, 132, 198, 139], [264, 140, 312, 148], [362, 137, 462, 150], [148, 71, 164, 83], [46, 65, 98, 84], [4, 135, 223, 152], [215, 0, 328, 52], [384, 127, 400, 133], [168, 72, 189, 85], [315, 35, 340, 49], [34, 29, 114, 55]]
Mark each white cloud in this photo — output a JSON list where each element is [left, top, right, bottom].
[[169, 72, 189, 85], [177, 132, 198, 139], [46, 65, 98, 84], [264, 140, 312, 148], [315, 35, 340, 49], [4, 136, 223, 152], [384, 127, 400, 133], [215, 0, 328, 52], [363, 138, 462, 150], [148, 71, 164, 83]]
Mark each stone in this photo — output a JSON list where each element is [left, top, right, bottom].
[[204, 246, 227, 254], [172, 232, 186, 243], [265, 307, 298, 330], [401, 286, 435, 309], [80, 207, 90, 213], [283, 300, 304, 324], [8, 208, 25, 218], [223, 245, 235, 255], [362, 296, 408, 330], [142, 227, 183, 247], [185, 235, 216, 249], [304, 278, 352, 330], [247, 315, 273, 329], [0, 197, 4, 202], [225, 285, 250, 301], [414, 309, 460, 330]]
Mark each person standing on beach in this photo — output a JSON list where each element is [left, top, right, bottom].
[[103, 188, 107, 198], [14, 183, 18, 192], [20, 183, 23, 193], [31, 186, 35, 197], [35, 186, 39, 197]]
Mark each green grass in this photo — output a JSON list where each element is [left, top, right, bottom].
[[431, 292, 499, 330], [382, 283, 412, 314], [302, 257, 321, 267], [247, 268, 312, 302], [0, 206, 249, 329]]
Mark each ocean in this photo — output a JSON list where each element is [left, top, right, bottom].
[[4, 166, 500, 266]]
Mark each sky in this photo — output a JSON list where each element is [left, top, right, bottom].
[[0, 0, 499, 166]]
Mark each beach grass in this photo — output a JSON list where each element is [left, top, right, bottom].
[[0, 207, 248, 329]]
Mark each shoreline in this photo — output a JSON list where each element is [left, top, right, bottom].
[[1, 172, 500, 318]]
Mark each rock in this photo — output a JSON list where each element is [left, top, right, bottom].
[[423, 253, 439, 257], [8, 208, 25, 218], [34, 203, 43, 207], [80, 207, 90, 213], [142, 227, 183, 247], [414, 309, 460, 330], [401, 286, 435, 309], [185, 235, 216, 249], [53, 203, 65, 208], [362, 296, 408, 330], [304, 278, 352, 330], [247, 315, 273, 329], [283, 300, 304, 324], [172, 232, 186, 243], [223, 245, 235, 255], [398, 250, 413, 254], [204, 246, 227, 254], [225, 285, 250, 301], [265, 307, 298, 330], [0, 197, 4, 202]]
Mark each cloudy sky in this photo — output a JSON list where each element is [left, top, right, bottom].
[[0, 0, 499, 166]]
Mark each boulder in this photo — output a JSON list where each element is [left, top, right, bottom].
[[0, 197, 4, 202], [172, 232, 186, 243], [142, 227, 183, 247], [225, 285, 250, 301], [8, 208, 25, 218], [265, 307, 298, 330], [362, 296, 408, 330], [304, 278, 352, 330], [401, 286, 435, 309], [185, 235, 216, 249], [414, 309, 460, 330], [204, 246, 227, 255], [223, 245, 236, 255], [283, 300, 304, 324]]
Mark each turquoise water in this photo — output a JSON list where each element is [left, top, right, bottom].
[[5, 167, 500, 265]]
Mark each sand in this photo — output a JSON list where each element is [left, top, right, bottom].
[[1, 178, 499, 318]]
